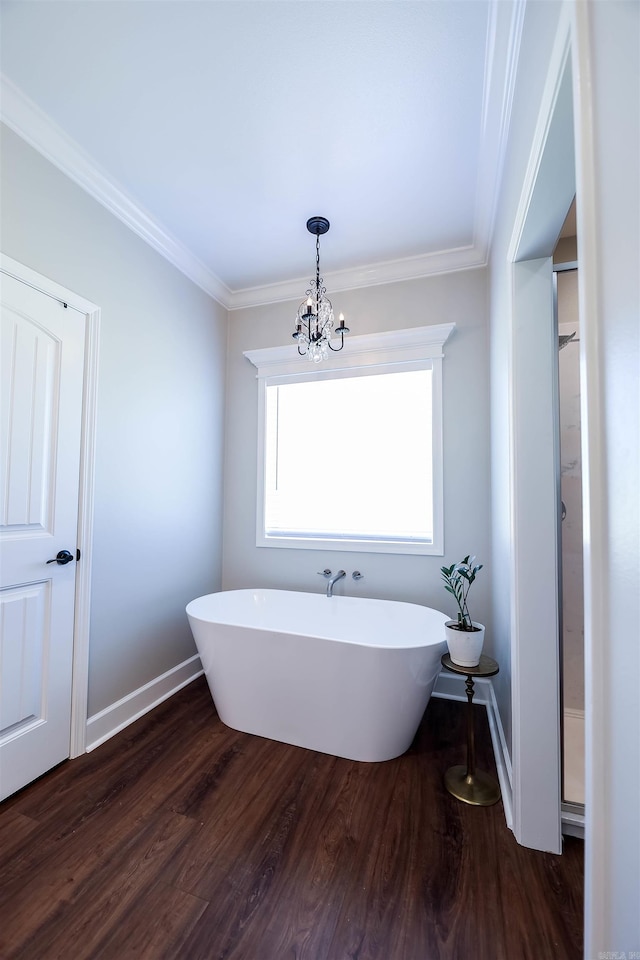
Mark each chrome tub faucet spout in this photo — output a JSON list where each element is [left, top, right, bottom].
[[326, 570, 346, 597]]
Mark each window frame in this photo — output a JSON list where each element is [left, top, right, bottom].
[[244, 323, 455, 556]]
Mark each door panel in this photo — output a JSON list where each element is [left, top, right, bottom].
[[2, 309, 59, 531], [0, 273, 85, 800], [0, 582, 48, 733]]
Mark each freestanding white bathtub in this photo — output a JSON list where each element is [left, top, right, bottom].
[[186, 588, 448, 762]]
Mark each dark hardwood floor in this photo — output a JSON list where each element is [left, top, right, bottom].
[[0, 676, 583, 960]]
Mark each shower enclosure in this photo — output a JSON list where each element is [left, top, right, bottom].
[[554, 259, 585, 814]]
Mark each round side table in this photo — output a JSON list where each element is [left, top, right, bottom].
[[440, 652, 501, 806]]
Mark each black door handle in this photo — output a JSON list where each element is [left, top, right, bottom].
[[46, 549, 75, 565]]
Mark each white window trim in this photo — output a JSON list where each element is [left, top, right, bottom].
[[244, 323, 455, 555]]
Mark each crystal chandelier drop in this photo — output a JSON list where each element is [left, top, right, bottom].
[[293, 217, 349, 362]]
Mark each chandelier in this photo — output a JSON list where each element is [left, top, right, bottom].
[[293, 217, 349, 361]]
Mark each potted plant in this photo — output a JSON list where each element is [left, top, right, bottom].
[[440, 555, 485, 667]]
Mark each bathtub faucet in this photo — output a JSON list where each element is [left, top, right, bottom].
[[326, 570, 346, 597]]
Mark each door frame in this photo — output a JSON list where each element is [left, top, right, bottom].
[[1, 252, 99, 758], [505, 10, 575, 854], [508, 256, 563, 853]]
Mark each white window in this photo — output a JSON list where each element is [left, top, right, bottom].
[[245, 323, 454, 555]]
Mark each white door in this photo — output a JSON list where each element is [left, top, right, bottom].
[[0, 272, 85, 800]]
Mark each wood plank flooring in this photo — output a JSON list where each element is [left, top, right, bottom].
[[0, 677, 583, 960]]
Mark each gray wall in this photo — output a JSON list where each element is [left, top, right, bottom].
[[1, 124, 228, 716], [222, 268, 492, 637]]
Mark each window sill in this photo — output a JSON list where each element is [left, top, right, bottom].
[[258, 533, 443, 556]]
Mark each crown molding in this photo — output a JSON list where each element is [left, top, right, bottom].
[[228, 244, 486, 311], [0, 74, 488, 313], [0, 74, 233, 308], [1, 0, 524, 313]]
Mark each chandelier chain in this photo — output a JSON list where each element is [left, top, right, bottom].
[[316, 232, 321, 300], [293, 216, 349, 361]]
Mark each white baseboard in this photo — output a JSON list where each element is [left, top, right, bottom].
[[433, 670, 492, 704], [432, 671, 514, 830], [84, 659, 515, 834], [86, 655, 203, 752], [561, 804, 585, 839]]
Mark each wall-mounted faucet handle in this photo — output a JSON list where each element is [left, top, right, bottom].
[[318, 569, 332, 577], [352, 571, 364, 580]]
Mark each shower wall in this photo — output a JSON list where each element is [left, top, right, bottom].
[[557, 268, 584, 714]]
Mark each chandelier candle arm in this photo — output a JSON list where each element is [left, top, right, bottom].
[[293, 216, 350, 362]]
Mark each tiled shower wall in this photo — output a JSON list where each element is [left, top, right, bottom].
[[558, 268, 584, 713]]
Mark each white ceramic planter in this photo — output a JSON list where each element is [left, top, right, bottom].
[[444, 621, 485, 668]]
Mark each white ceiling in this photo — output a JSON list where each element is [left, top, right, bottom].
[[0, 1, 523, 308]]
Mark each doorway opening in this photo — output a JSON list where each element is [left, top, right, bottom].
[[506, 17, 578, 853], [553, 201, 585, 820]]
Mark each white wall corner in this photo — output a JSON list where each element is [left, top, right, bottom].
[[474, 0, 527, 255], [85, 656, 203, 752], [432, 671, 514, 830], [0, 74, 232, 308]]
